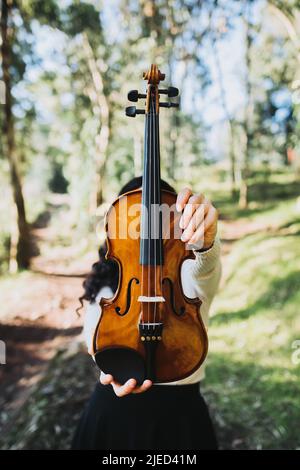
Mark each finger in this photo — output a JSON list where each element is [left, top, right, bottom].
[[181, 204, 206, 242], [100, 372, 114, 385], [132, 380, 153, 394], [179, 194, 206, 229], [112, 378, 137, 397], [176, 188, 192, 212], [203, 206, 218, 234], [186, 222, 205, 250], [188, 206, 217, 248]]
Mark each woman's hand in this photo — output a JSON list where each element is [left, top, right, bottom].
[[176, 188, 218, 250], [100, 372, 152, 397]]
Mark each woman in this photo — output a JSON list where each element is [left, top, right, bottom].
[[72, 176, 221, 450]]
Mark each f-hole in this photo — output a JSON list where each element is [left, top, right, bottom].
[[115, 278, 139, 316], [162, 278, 185, 316]]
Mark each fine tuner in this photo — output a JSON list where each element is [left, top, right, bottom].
[[125, 84, 179, 118]]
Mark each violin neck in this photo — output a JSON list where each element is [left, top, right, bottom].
[[140, 86, 163, 266]]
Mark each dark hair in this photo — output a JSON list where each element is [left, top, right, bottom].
[[77, 176, 175, 312]]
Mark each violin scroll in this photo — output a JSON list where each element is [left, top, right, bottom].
[[143, 64, 165, 84], [125, 64, 180, 117]]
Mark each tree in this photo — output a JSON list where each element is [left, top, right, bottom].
[[211, 33, 238, 198], [1, 0, 61, 270], [239, 0, 256, 209], [81, 32, 110, 210], [1, 0, 31, 270], [62, 2, 114, 212]]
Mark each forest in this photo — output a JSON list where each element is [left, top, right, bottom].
[[0, 0, 300, 450]]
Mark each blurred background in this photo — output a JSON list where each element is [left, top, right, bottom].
[[0, 0, 300, 450]]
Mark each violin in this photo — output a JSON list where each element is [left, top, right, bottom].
[[93, 64, 208, 384]]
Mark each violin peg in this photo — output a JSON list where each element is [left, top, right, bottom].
[[128, 90, 147, 102], [158, 86, 179, 98], [159, 102, 179, 109], [125, 106, 137, 117], [167, 86, 179, 98], [128, 90, 138, 102], [125, 106, 145, 117]]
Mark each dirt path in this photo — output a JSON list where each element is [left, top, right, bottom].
[[0, 204, 95, 439], [0, 271, 85, 434]]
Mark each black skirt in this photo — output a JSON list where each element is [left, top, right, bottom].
[[71, 382, 218, 450]]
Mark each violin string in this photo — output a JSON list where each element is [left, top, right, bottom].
[[156, 101, 161, 326], [148, 91, 153, 323], [140, 109, 144, 326], [141, 90, 148, 326], [157, 105, 163, 327], [153, 100, 157, 326], [147, 89, 152, 327]]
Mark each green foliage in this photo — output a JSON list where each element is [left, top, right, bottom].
[[63, 2, 102, 38], [202, 186, 300, 449], [20, 0, 61, 27]]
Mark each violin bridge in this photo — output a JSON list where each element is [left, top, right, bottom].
[[138, 296, 165, 302]]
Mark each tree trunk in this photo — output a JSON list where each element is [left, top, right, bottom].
[[211, 36, 237, 198], [239, 161, 249, 210], [1, 0, 31, 270], [95, 112, 111, 208], [239, 1, 253, 209], [82, 33, 110, 212]]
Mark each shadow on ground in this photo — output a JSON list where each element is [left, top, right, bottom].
[[202, 352, 300, 450], [0, 345, 98, 450]]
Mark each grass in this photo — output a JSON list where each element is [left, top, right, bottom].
[[203, 194, 300, 449]]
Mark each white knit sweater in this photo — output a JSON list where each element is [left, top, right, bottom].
[[84, 237, 221, 385]]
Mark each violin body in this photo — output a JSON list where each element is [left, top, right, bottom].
[[93, 188, 208, 383]]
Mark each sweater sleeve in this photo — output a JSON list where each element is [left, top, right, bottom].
[[181, 236, 222, 327], [83, 286, 114, 355]]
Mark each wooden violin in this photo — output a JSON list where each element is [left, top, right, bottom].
[[93, 64, 208, 384]]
